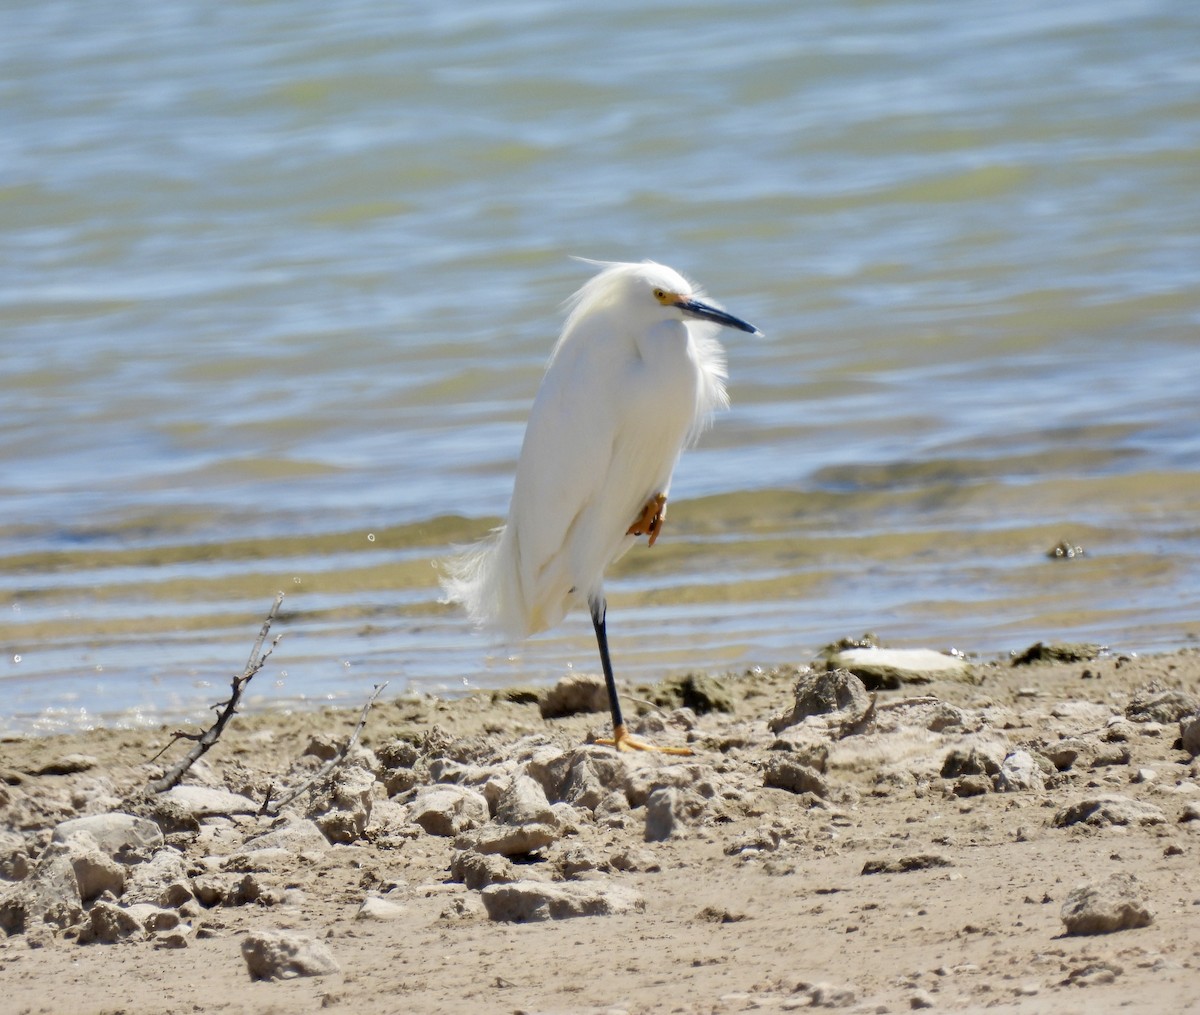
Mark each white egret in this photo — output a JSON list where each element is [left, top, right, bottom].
[[442, 260, 759, 752]]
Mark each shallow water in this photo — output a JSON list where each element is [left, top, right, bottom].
[[2, 0, 1199, 734]]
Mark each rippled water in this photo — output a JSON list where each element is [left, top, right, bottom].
[[2, 0, 1199, 733]]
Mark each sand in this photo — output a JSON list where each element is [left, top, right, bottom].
[[1, 645, 1198, 1014]]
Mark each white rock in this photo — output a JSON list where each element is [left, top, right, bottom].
[[1061, 873, 1154, 935], [410, 785, 489, 836], [357, 896, 407, 921], [996, 750, 1045, 793], [52, 813, 163, 858], [831, 647, 971, 687], [125, 902, 181, 931], [81, 900, 145, 943], [1053, 794, 1167, 828], [466, 821, 559, 856], [161, 785, 260, 817], [1181, 712, 1200, 757], [123, 850, 189, 904], [240, 818, 331, 853], [496, 774, 556, 826], [311, 766, 376, 844], [242, 928, 340, 980], [644, 786, 707, 842], [0, 843, 83, 934]]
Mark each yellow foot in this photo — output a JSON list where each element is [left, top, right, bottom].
[[594, 723, 693, 755], [627, 493, 668, 547]]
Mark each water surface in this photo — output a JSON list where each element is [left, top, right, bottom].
[[2, 0, 1198, 733]]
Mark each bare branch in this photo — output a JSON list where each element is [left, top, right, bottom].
[[146, 593, 285, 795], [260, 681, 388, 816]]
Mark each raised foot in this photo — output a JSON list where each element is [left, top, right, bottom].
[[627, 493, 668, 547], [595, 723, 693, 755]]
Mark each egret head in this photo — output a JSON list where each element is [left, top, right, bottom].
[[566, 260, 761, 337]]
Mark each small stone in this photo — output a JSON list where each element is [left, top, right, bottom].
[[80, 900, 145, 944], [302, 734, 341, 761], [1181, 713, 1200, 757], [995, 750, 1045, 793], [539, 673, 609, 718], [952, 775, 990, 798], [242, 929, 340, 980], [807, 981, 857, 1008], [1040, 738, 1096, 772], [496, 774, 555, 826], [861, 854, 953, 876], [309, 765, 376, 844], [1053, 795, 1167, 828], [644, 786, 706, 842], [409, 785, 489, 837], [65, 839, 127, 902], [770, 669, 871, 732], [763, 756, 829, 798], [357, 896, 406, 921], [464, 821, 559, 856], [560, 750, 630, 811], [449, 850, 517, 889], [480, 880, 644, 922], [0, 843, 83, 935], [160, 785, 260, 817], [32, 754, 97, 776], [909, 988, 935, 1009], [241, 818, 330, 854], [1061, 873, 1153, 935], [1126, 688, 1199, 724], [828, 648, 972, 689], [52, 813, 164, 859], [1179, 802, 1200, 823]]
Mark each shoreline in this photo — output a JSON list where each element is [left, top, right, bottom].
[[2, 643, 1198, 1013]]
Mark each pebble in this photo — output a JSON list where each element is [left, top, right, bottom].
[[828, 648, 972, 690], [1053, 794, 1167, 828], [51, 813, 164, 858], [409, 784, 489, 837], [480, 880, 645, 922], [995, 750, 1045, 792], [763, 756, 829, 797], [241, 928, 340, 980], [160, 785, 260, 817], [769, 669, 871, 731], [644, 785, 706, 842], [1061, 872, 1154, 935], [357, 896, 407, 921]]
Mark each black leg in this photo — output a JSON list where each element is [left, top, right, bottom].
[[589, 594, 624, 734]]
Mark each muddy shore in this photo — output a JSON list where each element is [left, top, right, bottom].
[[2, 644, 1199, 1014]]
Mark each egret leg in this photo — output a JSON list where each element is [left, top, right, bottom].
[[627, 493, 667, 547], [589, 595, 692, 755]]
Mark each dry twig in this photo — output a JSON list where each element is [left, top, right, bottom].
[[146, 592, 285, 795], [259, 680, 388, 816]]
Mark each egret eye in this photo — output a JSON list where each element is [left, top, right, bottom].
[[653, 288, 667, 301]]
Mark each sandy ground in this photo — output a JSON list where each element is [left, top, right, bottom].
[[1, 645, 1199, 1015]]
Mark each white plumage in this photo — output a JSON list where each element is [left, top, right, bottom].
[[441, 259, 758, 751]]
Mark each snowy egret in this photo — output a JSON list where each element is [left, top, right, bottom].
[[442, 260, 759, 752]]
